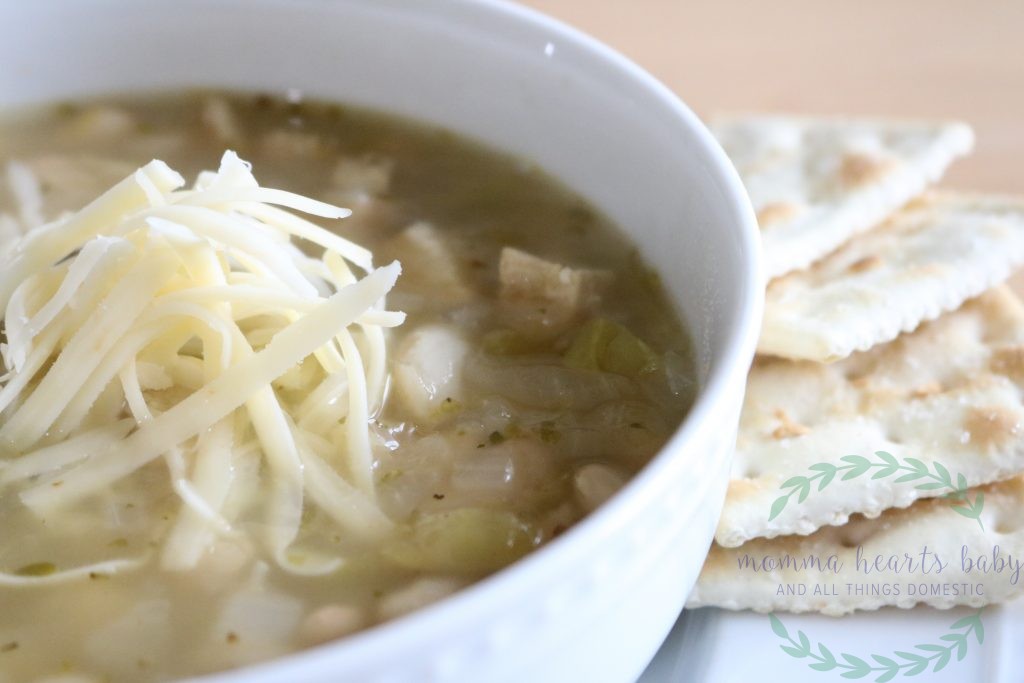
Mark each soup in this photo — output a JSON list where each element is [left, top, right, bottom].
[[0, 93, 695, 683]]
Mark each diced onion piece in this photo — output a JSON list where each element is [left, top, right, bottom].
[[298, 604, 367, 646], [573, 463, 627, 513]]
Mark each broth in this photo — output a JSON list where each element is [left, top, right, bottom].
[[0, 92, 695, 682]]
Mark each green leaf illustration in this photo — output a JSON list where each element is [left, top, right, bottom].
[[876, 451, 899, 466], [781, 475, 807, 489], [840, 668, 871, 680], [904, 457, 927, 473], [876, 668, 899, 683], [892, 651, 926, 664], [904, 660, 928, 676], [871, 655, 897, 668], [842, 654, 870, 670], [797, 481, 811, 503], [872, 465, 898, 479], [768, 495, 789, 521], [769, 613, 789, 639], [914, 644, 947, 653], [840, 454, 871, 479], [767, 452, 984, 528], [948, 615, 977, 630], [769, 611, 984, 679]]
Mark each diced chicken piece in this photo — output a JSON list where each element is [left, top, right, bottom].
[[499, 247, 612, 308], [330, 196, 402, 248], [330, 155, 394, 203], [261, 129, 322, 158], [4, 156, 134, 225], [298, 604, 367, 646], [383, 222, 474, 306], [573, 463, 627, 513], [498, 247, 612, 338], [61, 105, 137, 140], [393, 325, 470, 421], [202, 97, 241, 145]]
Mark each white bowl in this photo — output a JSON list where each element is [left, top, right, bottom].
[[0, 1, 762, 681]]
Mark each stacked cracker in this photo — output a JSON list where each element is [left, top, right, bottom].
[[689, 117, 1024, 615]]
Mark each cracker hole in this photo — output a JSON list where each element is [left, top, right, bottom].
[[991, 512, 1023, 535], [883, 431, 904, 446], [994, 521, 1016, 535], [837, 517, 878, 548]]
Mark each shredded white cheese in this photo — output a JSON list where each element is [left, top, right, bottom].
[[0, 151, 404, 583], [6, 160, 45, 231]]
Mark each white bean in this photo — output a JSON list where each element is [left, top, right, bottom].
[[298, 604, 366, 646], [573, 463, 627, 513]]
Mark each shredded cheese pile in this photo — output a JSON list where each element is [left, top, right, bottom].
[[0, 151, 404, 583]]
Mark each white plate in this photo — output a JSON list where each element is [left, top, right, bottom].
[[640, 602, 1022, 682]]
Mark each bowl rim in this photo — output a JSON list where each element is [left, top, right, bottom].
[[187, 0, 762, 679]]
